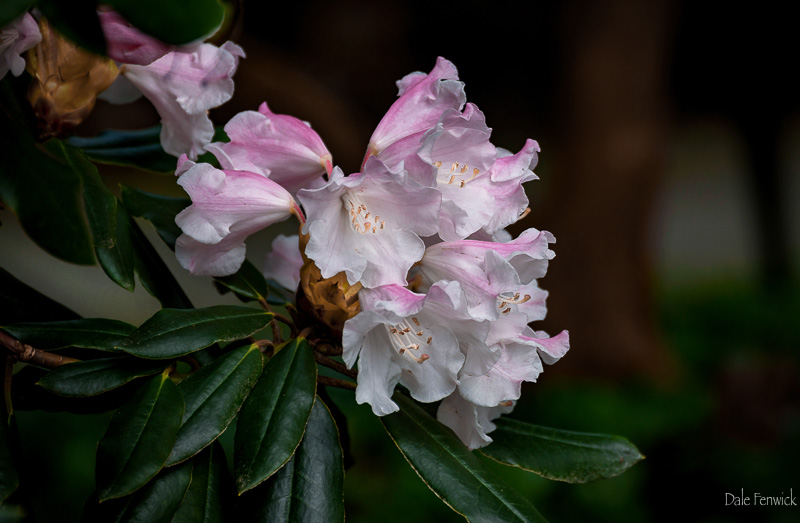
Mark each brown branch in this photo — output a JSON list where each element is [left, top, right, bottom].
[[254, 338, 274, 357], [315, 342, 343, 356], [0, 330, 79, 368], [272, 313, 297, 337], [317, 375, 356, 390], [314, 351, 357, 379]]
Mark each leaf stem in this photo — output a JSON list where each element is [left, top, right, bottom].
[[317, 375, 356, 391], [0, 330, 79, 368], [314, 351, 357, 379]]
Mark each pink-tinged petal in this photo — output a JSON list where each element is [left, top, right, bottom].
[[373, 130, 435, 185], [299, 161, 438, 288], [398, 323, 461, 403], [490, 138, 540, 183], [458, 340, 543, 407], [263, 234, 303, 292], [359, 284, 426, 319], [520, 329, 570, 365], [175, 163, 296, 245], [367, 57, 466, 155], [98, 10, 175, 66], [175, 154, 195, 176], [122, 42, 243, 158], [1, 13, 41, 79], [482, 176, 530, 234], [437, 393, 513, 450], [175, 232, 247, 276], [419, 247, 520, 321], [208, 103, 331, 195], [355, 328, 402, 416]]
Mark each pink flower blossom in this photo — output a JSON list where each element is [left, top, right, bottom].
[[297, 157, 440, 288], [206, 102, 332, 196], [98, 10, 177, 66], [174, 163, 301, 276], [0, 13, 41, 80]]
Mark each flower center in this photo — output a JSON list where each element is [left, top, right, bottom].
[[496, 291, 531, 315], [385, 317, 432, 364], [433, 161, 480, 188], [343, 193, 385, 235]]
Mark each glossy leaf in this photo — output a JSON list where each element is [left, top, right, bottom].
[[168, 345, 263, 465], [118, 306, 272, 359], [38, 0, 107, 55], [120, 185, 189, 248], [172, 443, 235, 523], [214, 260, 269, 302], [106, 0, 225, 45], [37, 357, 169, 397], [96, 203, 136, 291], [69, 127, 178, 174], [481, 418, 645, 483], [0, 0, 36, 27], [84, 460, 193, 523], [238, 399, 344, 522], [0, 82, 95, 265], [1, 358, 19, 503], [0, 267, 80, 324], [96, 372, 185, 501], [129, 219, 193, 309], [234, 338, 317, 494], [1, 318, 135, 351], [382, 393, 548, 523]]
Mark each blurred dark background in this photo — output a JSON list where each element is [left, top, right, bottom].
[[2, 0, 799, 521]]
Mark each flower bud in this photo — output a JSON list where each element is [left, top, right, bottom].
[[25, 20, 118, 138], [298, 232, 361, 335]]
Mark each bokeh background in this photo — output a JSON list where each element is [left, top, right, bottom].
[[1, 0, 799, 521]]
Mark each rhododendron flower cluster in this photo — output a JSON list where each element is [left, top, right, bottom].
[[174, 57, 569, 449]]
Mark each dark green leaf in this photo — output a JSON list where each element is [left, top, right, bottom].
[[172, 443, 235, 523], [129, 219, 193, 309], [96, 372, 185, 501], [1, 356, 19, 503], [239, 399, 344, 522], [234, 338, 317, 494], [84, 460, 193, 523], [0, 266, 80, 324], [96, 203, 137, 291], [106, 0, 224, 45], [50, 140, 117, 250], [0, 415, 17, 504], [1, 318, 135, 351], [480, 418, 645, 483], [69, 126, 179, 174], [382, 393, 548, 523], [213, 260, 269, 302], [118, 306, 272, 359], [120, 185, 189, 248], [38, 0, 106, 55], [0, 0, 36, 28], [0, 85, 95, 264], [37, 357, 169, 397], [168, 345, 262, 465]]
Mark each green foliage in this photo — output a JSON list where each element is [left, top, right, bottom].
[[69, 127, 181, 174], [106, 0, 225, 46], [118, 305, 273, 359], [168, 345, 263, 465], [1, 318, 135, 350], [0, 0, 36, 27], [171, 443, 235, 523], [0, 267, 80, 324], [96, 371, 184, 501], [382, 393, 549, 523], [96, 204, 137, 291], [234, 338, 317, 494], [480, 418, 644, 483], [214, 260, 271, 303], [37, 357, 169, 397], [38, 0, 107, 55], [120, 185, 189, 248], [238, 399, 345, 522]]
